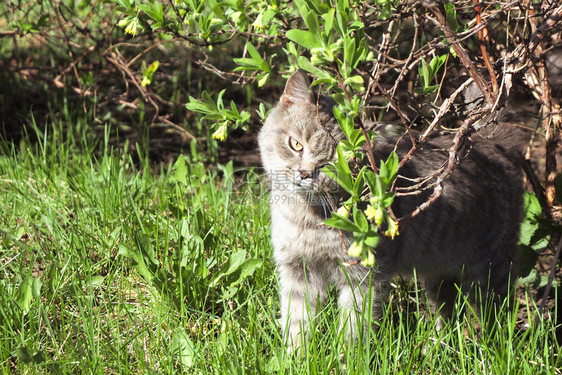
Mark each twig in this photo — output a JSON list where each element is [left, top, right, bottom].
[[106, 51, 160, 124], [526, 4, 562, 55], [374, 81, 416, 147], [419, 77, 474, 143], [333, 66, 379, 175], [365, 19, 395, 108], [357, 117, 379, 175], [395, 163, 446, 196], [0, 30, 17, 36], [427, 3, 493, 105], [390, 14, 419, 98], [522, 159, 549, 218], [538, 234, 562, 318], [525, 1, 561, 213], [126, 41, 163, 68], [399, 111, 480, 225], [117, 99, 195, 140], [473, 0, 499, 98]]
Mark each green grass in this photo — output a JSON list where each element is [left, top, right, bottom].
[[0, 119, 560, 374]]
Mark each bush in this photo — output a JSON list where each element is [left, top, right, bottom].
[[110, 0, 562, 271]]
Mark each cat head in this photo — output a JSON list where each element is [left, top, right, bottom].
[[258, 71, 344, 197]]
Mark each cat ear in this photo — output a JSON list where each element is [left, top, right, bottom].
[[281, 70, 312, 106]]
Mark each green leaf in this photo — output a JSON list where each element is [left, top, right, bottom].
[[365, 169, 386, 196], [418, 55, 447, 93], [375, 174, 384, 197], [16, 275, 34, 314], [379, 158, 389, 180], [246, 42, 270, 71], [230, 259, 263, 287], [286, 30, 322, 49], [350, 131, 366, 148], [233, 58, 262, 70], [141, 61, 159, 87], [325, 212, 361, 232], [322, 8, 335, 35], [215, 89, 226, 112], [84, 276, 104, 288], [256, 72, 270, 87], [262, 9, 277, 25], [225, 250, 247, 276], [330, 144, 354, 192], [517, 246, 540, 280], [353, 206, 369, 232], [135, 233, 159, 264], [444, 2, 460, 32], [363, 230, 380, 248], [172, 330, 195, 369], [519, 192, 549, 252], [419, 58, 430, 88], [343, 37, 356, 74], [418, 85, 439, 95], [115, 0, 135, 12], [304, 11, 321, 36], [186, 94, 218, 116], [353, 166, 366, 197], [14, 346, 46, 365], [138, 1, 163, 23], [344, 75, 365, 91], [364, 169, 378, 195], [298, 56, 330, 79], [239, 259, 263, 279], [210, 250, 248, 287], [333, 106, 353, 138], [385, 152, 399, 181], [379, 151, 399, 187], [171, 155, 188, 186], [429, 54, 447, 77], [382, 192, 395, 207], [293, 0, 310, 22], [118, 234, 160, 283]]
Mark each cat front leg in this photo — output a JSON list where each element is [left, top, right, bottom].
[[338, 275, 386, 342], [278, 262, 325, 352], [338, 282, 369, 341]]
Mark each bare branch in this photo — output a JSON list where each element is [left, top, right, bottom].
[[426, 3, 494, 105]]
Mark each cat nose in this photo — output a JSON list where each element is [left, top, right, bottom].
[[299, 169, 312, 179]]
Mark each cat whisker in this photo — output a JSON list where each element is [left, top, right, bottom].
[[318, 191, 333, 221]]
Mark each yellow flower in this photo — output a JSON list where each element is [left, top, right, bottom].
[[385, 218, 399, 239], [348, 241, 363, 258], [212, 124, 228, 141], [141, 76, 150, 87], [365, 204, 384, 226], [253, 13, 264, 29], [361, 250, 375, 267], [124, 17, 140, 36]]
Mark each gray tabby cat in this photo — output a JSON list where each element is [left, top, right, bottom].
[[258, 70, 525, 350]]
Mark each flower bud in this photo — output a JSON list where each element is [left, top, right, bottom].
[[347, 241, 363, 258], [361, 250, 375, 267], [385, 218, 399, 239], [212, 124, 228, 141]]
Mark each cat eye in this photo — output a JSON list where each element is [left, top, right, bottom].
[[288, 137, 304, 152]]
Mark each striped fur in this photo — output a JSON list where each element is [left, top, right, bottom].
[[259, 71, 525, 350]]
